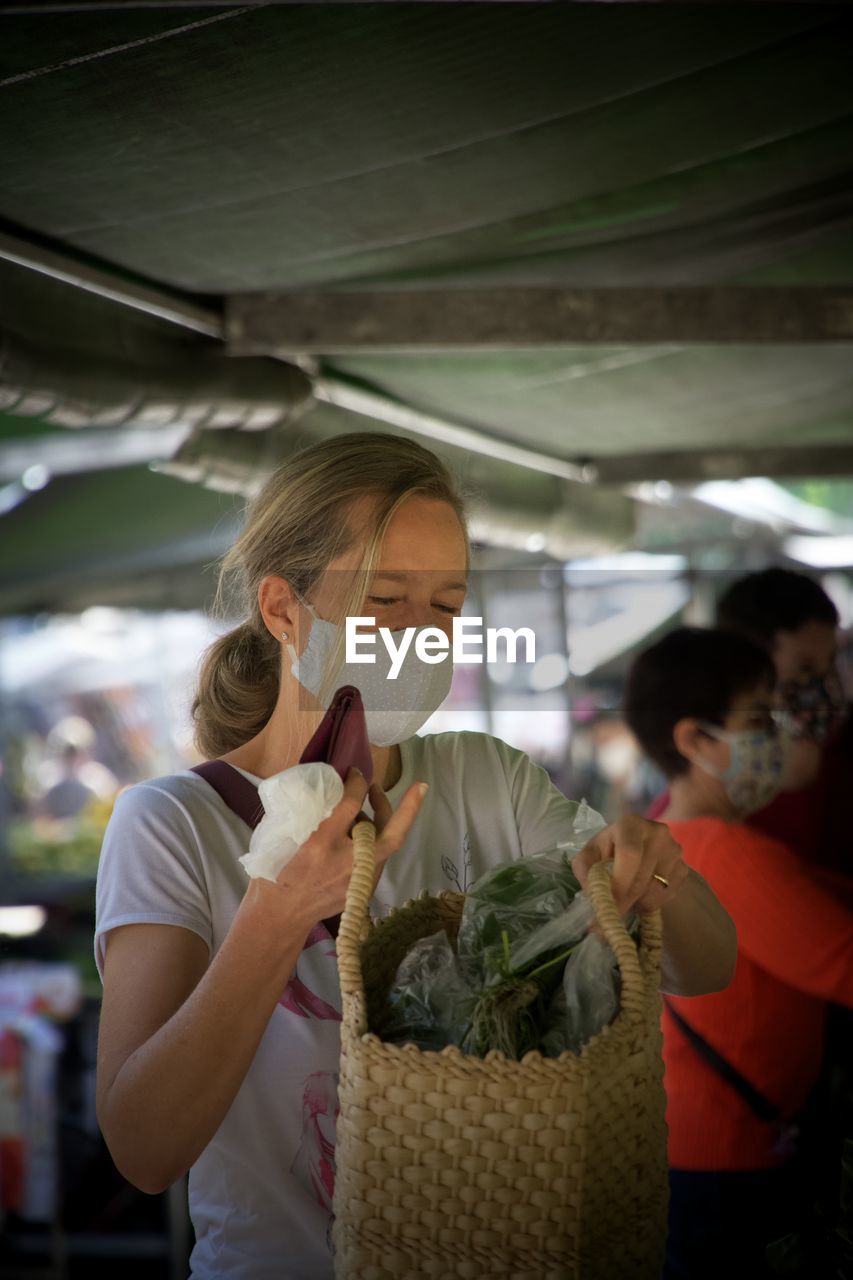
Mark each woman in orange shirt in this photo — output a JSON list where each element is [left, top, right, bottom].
[[624, 626, 853, 1280]]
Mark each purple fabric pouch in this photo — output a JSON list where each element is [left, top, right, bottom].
[[298, 684, 373, 784]]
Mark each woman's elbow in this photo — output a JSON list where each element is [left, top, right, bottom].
[[106, 1140, 185, 1197], [122, 1165, 173, 1198], [97, 1096, 184, 1196], [100, 1132, 172, 1195], [697, 955, 736, 996]]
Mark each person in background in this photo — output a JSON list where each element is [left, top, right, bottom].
[[624, 626, 853, 1280], [716, 573, 853, 1273], [37, 743, 98, 820], [716, 567, 851, 880], [36, 716, 119, 821]]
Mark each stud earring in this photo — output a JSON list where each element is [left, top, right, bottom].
[[281, 630, 298, 666]]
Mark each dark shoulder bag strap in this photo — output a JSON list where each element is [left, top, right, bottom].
[[191, 760, 341, 939], [191, 760, 265, 827], [663, 996, 797, 1147]]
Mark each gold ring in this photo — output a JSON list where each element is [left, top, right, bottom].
[[653, 873, 670, 888]]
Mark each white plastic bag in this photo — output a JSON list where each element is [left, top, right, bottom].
[[238, 762, 344, 882]]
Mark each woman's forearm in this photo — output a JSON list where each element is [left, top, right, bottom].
[[100, 884, 314, 1194], [659, 868, 737, 996]]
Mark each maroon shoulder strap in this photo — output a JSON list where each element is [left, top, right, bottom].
[[191, 760, 266, 828], [190, 760, 340, 938]]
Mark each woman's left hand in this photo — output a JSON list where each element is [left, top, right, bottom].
[[573, 815, 689, 915], [574, 816, 736, 995]]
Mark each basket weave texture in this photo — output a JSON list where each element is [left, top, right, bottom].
[[332, 821, 669, 1280]]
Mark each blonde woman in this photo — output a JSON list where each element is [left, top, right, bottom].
[[94, 432, 736, 1280]]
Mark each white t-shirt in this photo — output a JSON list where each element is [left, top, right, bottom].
[[95, 731, 592, 1280]]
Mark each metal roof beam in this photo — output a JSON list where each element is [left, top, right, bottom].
[[313, 377, 593, 484], [0, 226, 223, 339], [228, 287, 853, 353], [590, 445, 853, 484]]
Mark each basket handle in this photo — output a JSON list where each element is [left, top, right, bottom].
[[337, 818, 376, 1032], [584, 860, 662, 1024], [336, 828, 663, 1039]]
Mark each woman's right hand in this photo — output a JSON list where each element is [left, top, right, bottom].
[[269, 767, 428, 924]]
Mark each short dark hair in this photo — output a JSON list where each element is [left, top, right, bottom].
[[624, 627, 776, 778], [716, 568, 838, 650]]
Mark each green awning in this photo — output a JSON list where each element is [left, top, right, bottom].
[[0, 4, 851, 613]]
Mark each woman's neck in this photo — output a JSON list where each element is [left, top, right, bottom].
[[662, 774, 738, 824], [219, 681, 402, 790]]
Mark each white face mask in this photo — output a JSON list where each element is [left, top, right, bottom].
[[285, 598, 453, 747]]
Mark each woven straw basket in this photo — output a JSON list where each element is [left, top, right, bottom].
[[332, 820, 669, 1280]]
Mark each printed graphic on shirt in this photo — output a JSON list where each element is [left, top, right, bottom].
[[289, 1070, 339, 1212], [278, 925, 341, 1021], [278, 975, 341, 1021], [441, 830, 473, 892]]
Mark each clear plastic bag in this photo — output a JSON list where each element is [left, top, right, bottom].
[[455, 848, 583, 988], [539, 931, 622, 1058], [376, 930, 476, 1052], [456, 799, 607, 989]]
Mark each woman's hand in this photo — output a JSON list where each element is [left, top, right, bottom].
[[573, 815, 689, 915], [270, 767, 428, 925], [574, 815, 736, 995]]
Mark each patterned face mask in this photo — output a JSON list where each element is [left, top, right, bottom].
[[776, 667, 848, 745], [694, 722, 785, 816]]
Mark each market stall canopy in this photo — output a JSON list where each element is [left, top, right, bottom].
[[1, 2, 852, 613]]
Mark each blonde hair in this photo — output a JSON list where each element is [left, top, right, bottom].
[[192, 432, 470, 759]]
